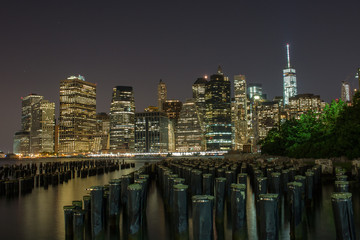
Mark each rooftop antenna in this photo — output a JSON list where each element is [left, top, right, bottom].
[[286, 43, 291, 68]]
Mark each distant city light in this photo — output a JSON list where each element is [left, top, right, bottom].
[[89, 150, 228, 158]]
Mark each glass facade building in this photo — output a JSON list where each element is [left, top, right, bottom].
[[109, 86, 135, 153], [192, 77, 207, 132], [283, 68, 297, 105], [341, 81, 351, 103], [13, 131, 30, 155], [135, 112, 169, 153], [204, 66, 232, 151], [283, 44, 297, 106], [247, 83, 264, 101], [59, 75, 96, 154]]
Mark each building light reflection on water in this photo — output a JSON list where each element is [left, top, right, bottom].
[[12, 150, 228, 159], [89, 150, 228, 157]]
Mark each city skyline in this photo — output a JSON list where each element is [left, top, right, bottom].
[[1, 1, 360, 152]]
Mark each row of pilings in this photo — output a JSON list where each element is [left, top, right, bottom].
[[63, 163, 152, 240], [63, 157, 358, 240], [0, 160, 135, 197], [155, 158, 357, 240]]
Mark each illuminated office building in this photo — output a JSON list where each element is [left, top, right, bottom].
[[144, 106, 159, 112], [176, 99, 205, 152], [162, 100, 182, 151], [30, 99, 55, 154], [232, 75, 248, 151], [109, 86, 135, 153], [21, 94, 43, 132], [257, 100, 281, 140], [341, 81, 351, 103], [246, 83, 266, 150], [163, 100, 182, 123], [158, 79, 167, 112], [288, 94, 325, 119], [19, 94, 55, 154], [59, 75, 96, 154], [135, 112, 169, 153], [192, 77, 207, 131], [192, 77, 207, 104], [92, 112, 110, 153], [205, 66, 232, 151], [283, 43, 297, 106], [13, 131, 30, 155], [247, 83, 263, 102]]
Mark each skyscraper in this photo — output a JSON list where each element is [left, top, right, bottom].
[[246, 83, 265, 151], [59, 75, 96, 154], [17, 94, 55, 155], [205, 66, 232, 151], [13, 131, 30, 155], [92, 112, 110, 153], [135, 112, 169, 153], [232, 75, 248, 151], [21, 94, 43, 132], [176, 99, 205, 152], [109, 86, 135, 153], [30, 99, 55, 154], [192, 77, 207, 108], [19, 93, 43, 155], [341, 81, 351, 103], [283, 43, 297, 106], [162, 100, 182, 123], [192, 77, 207, 131], [162, 99, 182, 152], [247, 83, 264, 101], [158, 79, 167, 112]]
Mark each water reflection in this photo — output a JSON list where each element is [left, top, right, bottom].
[[0, 158, 144, 240]]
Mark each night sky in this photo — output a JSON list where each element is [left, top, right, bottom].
[[1, 0, 360, 152]]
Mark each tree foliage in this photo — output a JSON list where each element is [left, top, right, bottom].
[[260, 94, 360, 159]]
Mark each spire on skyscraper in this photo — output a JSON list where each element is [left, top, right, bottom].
[[286, 43, 291, 68], [158, 79, 167, 112], [217, 65, 223, 74]]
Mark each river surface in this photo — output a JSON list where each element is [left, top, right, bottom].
[[0, 158, 360, 240]]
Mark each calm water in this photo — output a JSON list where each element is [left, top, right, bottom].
[[0, 158, 360, 239]]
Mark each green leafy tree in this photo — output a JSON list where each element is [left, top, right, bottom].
[[260, 97, 354, 158], [332, 92, 360, 159]]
